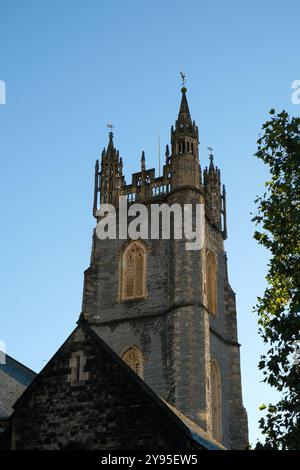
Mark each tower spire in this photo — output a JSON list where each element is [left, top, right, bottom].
[[208, 147, 215, 171], [106, 131, 115, 155], [106, 124, 115, 155], [170, 79, 200, 189], [141, 151, 146, 172], [98, 127, 124, 206], [177, 85, 192, 128]]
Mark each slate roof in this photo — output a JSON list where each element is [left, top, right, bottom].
[[0, 354, 36, 419]]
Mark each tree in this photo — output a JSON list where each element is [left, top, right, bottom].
[[253, 109, 300, 450]]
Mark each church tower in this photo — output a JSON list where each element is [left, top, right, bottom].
[[93, 131, 125, 211], [82, 85, 248, 449], [171, 86, 200, 189]]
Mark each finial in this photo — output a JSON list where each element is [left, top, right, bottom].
[[180, 72, 187, 93], [208, 147, 215, 171], [141, 151, 146, 172], [165, 145, 170, 163], [208, 146, 214, 162], [107, 123, 114, 138]]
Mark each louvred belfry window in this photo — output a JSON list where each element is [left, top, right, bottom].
[[121, 242, 147, 301]]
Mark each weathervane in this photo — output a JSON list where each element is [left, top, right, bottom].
[[180, 72, 186, 87], [207, 146, 214, 163], [107, 123, 114, 134]]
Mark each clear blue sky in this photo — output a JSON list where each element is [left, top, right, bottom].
[[0, 0, 299, 446]]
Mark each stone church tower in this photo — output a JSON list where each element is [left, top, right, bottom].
[[81, 86, 248, 449]]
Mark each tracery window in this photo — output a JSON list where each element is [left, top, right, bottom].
[[120, 241, 147, 301]]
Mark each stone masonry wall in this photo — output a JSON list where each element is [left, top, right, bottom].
[[82, 186, 248, 449], [11, 326, 196, 450]]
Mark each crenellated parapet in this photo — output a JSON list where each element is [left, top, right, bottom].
[[119, 154, 172, 203]]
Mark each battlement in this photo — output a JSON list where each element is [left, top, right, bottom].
[[120, 165, 172, 203]]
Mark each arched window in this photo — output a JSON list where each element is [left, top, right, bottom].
[[206, 252, 217, 314], [211, 360, 222, 441], [120, 241, 147, 301], [122, 346, 144, 378]]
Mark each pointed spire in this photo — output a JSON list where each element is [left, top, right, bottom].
[[107, 131, 115, 155], [171, 80, 200, 188], [165, 144, 170, 163], [208, 147, 215, 171], [177, 86, 192, 128], [141, 151, 146, 172]]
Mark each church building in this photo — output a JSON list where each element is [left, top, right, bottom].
[[7, 85, 248, 450]]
